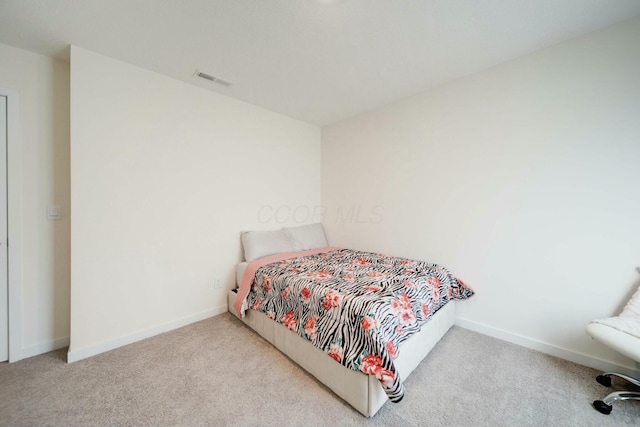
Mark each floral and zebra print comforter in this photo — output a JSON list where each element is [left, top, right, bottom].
[[239, 248, 474, 402]]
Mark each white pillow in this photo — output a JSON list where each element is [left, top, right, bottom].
[[282, 223, 328, 251], [241, 230, 295, 262]]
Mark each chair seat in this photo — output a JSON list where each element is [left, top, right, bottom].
[[587, 322, 640, 363]]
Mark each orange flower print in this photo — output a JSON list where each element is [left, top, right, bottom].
[[421, 304, 429, 318], [385, 341, 397, 360], [317, 271, 332, 280], [307, 271, 332, 281], [399, 294, 411, 308], [262, 276, 271, 293], [361, 316, 378, 332], [354, 258, 370, 266], [398, 294, 411, 308], [281, 286, 292, 299], [322, 290, 344, 311], [398, 309, 416, 326], [365, 284, 382, 292], [304, 316, 318, 340], [427, 276, 441, 299], [389, 293, 416, 325], [390, 293, 411, 313], [327, 342, 343, 363], [300, 287, 311, 304], [360, 354, 383, 375], [281, 311, 297, 332], [376, 369, 395, 388], [252, 298, 263, 310]]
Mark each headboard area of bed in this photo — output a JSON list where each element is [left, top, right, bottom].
[[241, 222, 328, 262], [238, 222, 329, 287]]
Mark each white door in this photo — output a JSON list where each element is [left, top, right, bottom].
[[0, 95, 7, 362]]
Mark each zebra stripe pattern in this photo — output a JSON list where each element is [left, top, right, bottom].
[[243, 248, 474, 402]]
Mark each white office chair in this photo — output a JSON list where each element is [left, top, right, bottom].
[[586, 285, 640, 415]]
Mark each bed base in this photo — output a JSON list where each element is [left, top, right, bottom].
[[228, 290, 456, 417]]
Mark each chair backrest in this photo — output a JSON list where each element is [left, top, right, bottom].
[[619, 285, 640, 319], [587, 284, 640, 363]]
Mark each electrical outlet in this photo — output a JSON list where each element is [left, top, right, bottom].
[[214, 277, 222, 289]]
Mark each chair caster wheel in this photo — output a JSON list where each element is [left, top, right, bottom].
[[596, 375, 612, 387], [593, 400, 612, 414]]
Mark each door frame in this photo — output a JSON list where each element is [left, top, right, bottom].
[[0, 87, 22, 362]]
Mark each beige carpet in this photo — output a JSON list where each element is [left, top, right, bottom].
[[0, 313, 638, 426]]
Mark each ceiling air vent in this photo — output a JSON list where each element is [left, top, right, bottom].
[[194, 70, 231, 87]]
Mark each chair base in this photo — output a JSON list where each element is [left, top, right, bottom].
[[592, 372, 640, 414], [593, 400, 612, 415]]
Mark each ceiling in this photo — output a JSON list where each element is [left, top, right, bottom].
[[1, 0, 640, 126]]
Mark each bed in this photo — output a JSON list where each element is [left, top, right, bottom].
[[228, 224, 474, 417]]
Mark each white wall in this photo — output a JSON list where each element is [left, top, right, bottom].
[[69, 47, 320, 361], [0, 43, 71, 358], [322, 17, 640, 372]]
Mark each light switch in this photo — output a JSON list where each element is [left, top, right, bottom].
[[47, 205, 61, 220]]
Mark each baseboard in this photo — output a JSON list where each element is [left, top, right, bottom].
[[67, 304, 227, 363], [455, 317, 640, 378], [22, 336, 70, 359]]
